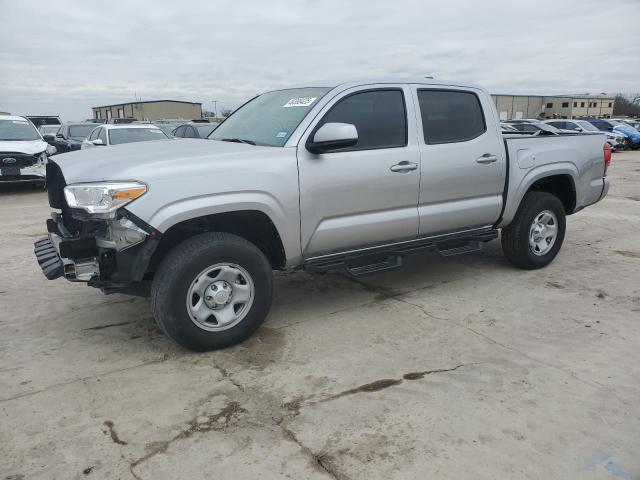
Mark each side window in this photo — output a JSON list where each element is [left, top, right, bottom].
[[98, 128, 108, 144], [317, 89, 407, 151], [173, 126, 185, 137], [186, 126, 198, 138], [88, 128, 98, 141], [551, 121, 566, 129], [566, 122, 579, 131], [417, 90, 486, 144]]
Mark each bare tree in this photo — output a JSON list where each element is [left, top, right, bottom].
[[613, 94, 640, 116]]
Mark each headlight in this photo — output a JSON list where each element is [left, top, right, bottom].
[[64, 181, 147, 217]]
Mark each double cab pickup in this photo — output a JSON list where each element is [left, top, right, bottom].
[[35, 79, 611, 350]]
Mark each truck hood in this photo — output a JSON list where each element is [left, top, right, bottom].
[[53, 139, 277, 184], [0, 139, 48, 155]]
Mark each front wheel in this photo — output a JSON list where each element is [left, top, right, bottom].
[[501, 191, 566, 270], [151, 232, 273, 351]]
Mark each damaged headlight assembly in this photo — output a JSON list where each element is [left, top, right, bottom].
[[63, 181, 147, 219]]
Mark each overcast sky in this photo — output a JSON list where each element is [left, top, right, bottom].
[[1, 0, 639, 121]]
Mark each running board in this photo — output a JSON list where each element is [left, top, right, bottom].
[[303, 229, 499, 274], [436, 240, 484, 257], [346, 255, 402, 276]]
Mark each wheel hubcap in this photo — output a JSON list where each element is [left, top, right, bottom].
[[529, 210, 558, 256], [186, 263, 255, 332]]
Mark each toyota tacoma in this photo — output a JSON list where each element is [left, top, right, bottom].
[[34, 79, 611, 351]]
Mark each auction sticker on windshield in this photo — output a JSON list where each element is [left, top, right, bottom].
[[283, 97, 317, 108]]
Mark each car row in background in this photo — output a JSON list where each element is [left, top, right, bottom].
[[543, 119, 628, 150], [501, 117, 640, 151]]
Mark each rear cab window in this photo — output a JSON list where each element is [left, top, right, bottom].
[[416, 89, 486, 144]]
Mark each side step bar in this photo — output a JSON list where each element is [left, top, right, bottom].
[[304, 229, 499, 276]]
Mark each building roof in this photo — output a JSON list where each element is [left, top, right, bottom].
[[92, 100, 202, 109]]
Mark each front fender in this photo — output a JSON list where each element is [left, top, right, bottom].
[[127, 191, 302, 264]]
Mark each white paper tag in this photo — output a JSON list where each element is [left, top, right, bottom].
[[283, 97, 317, 108]]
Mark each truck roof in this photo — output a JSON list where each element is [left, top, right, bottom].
[[286, 77, 484, 91]]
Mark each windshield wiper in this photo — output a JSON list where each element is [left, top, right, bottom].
[[219, 138, 256, 145]]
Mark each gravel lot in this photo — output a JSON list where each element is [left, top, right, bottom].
[[1, 151, 639, 480]]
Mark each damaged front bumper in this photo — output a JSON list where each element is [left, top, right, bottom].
[[33, 209, 160, 292], [0, 163, 46, 182]]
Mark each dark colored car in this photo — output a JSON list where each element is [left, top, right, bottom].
[[51, 123, 100, 154], [505, 122, 561, 135], [106, 117, 137, 124], [171, 122, 219, 139]]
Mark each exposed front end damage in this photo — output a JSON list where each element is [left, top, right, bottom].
[[34, 161, 160, 292]]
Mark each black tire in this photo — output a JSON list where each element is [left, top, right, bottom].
[[501, 191, 566, 270], [151, 232, 273, 351]]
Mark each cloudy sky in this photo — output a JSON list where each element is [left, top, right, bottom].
[[1, 0, 638, 120]]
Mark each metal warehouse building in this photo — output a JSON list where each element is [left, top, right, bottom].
[[92, 100, 202, 121], [490, 94, 615, 120]]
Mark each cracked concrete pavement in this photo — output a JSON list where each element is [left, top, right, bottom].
[[1, 151, 639, 479]]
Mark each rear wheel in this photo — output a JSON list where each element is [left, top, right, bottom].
[[151, 232, 273, 351], [501, 191, 566, 269]]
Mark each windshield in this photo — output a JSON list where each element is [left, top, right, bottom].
[[196, 124, 218, 137], [0, 119, 41, 141], [109, 128, 168, 145], [210, 87, 332, 146], [69, 124, 99, 140], [576, 121, 599, 132], [39, 125, 60, 135]]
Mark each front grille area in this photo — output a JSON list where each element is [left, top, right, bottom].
[[0, 152, 39, 168]]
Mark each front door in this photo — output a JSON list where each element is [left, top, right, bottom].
[[297, 86, 421, 258], [413, 87, 505, 236]]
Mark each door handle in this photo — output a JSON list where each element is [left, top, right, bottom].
[[476, 154, 498, 164], [390, 161, 418, 173]]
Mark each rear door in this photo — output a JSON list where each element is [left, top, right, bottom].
[[297, 85, 421, 257], [413, 87, 505, 236]]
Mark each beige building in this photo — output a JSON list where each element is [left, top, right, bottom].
[[491, 94, 615, 120], [92, 100, 202, 121], [491, 95, 545, 120]]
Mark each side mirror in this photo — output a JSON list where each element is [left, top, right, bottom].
[[92, 139, 105, 146], [43, 134, 55, 143], [307, 123, 358, 154]]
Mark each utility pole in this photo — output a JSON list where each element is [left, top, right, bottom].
[[212, 100, 218, 119]]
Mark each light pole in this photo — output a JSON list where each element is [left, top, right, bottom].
[[212, 100, 218, 119]]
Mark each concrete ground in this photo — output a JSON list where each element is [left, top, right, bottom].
[[1, 151, 639, 480]]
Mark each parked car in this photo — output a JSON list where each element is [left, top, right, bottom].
[[36, 78, 610, 351], [81, 124, 169, 149], [503, 118, 543, 124], [585, 119, 640, 149], [0, 115, 56, 184], [172, 122, 220, 139], [620, 119, 640, 130], [51, 123, 101, 154], [505, 122, 562, 135], [544, 120, 627, 151]]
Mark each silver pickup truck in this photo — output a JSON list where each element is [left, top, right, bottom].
[[35, 79, 611, 351]]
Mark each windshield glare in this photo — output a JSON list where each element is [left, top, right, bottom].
[[69, 124, 98, 139], [209, 87, 332, 146], [0, 119, 41, 141], [109, 128, 168, 145]]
